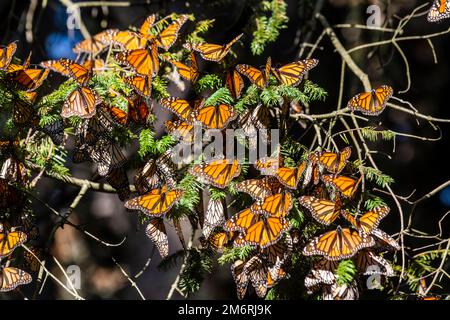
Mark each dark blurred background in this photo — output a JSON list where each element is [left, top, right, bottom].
[[1, 0, 449, 299]]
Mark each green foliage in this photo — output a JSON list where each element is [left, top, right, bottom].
[[209, 187, 227, 201], [361, 127, 396, 142], [251, 0, 288, 55], [195, 74, 223, 93], [364, 194, 388, 210], [138, 129, 174, 157], [186, 19, 216, 44], [179, 249, 214, 295], [152, 75, 170, 100], [302, 80, 328, 102], [335, 260, 357, 286], [218, 245, 255, 265], [204, 87, 233, 106], [176, 172, 202, 214], [363, 166, 395, 188]]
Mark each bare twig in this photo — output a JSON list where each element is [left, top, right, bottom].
[[112, 257, 146, 300]]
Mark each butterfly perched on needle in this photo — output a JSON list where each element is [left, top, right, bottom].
[[303, 226, 375, 261], [187, 33, 243, 62], [194, 103, 237, 130], [271, 59, 319, 86], [298, 195, 343, 226], [203, 198, 225, 238], [145, 218, 169, 258], [115, 44, 160, 77], [73, 29, 116, 55], [0, 41, 17, 71], [164, 51, 199, 83], [347, 85, 393, 116], [226, 69, 245, 99], [322, 174, 362, 199], [189, 158, 241, 189], [427, 0, 450, 22], [310, 146, 351, 175], [5, 65, 49, 92], [236, 57, 272, 89], [235, 176, 282, 201], [255, 156, 307, 190], [0, 223, 27, 258], [125, 185, 184, 217], [224, 206, 290, 248], [160, 97, 201, 124], [341, 206, 390, 234], [0, 266, 32, 292]]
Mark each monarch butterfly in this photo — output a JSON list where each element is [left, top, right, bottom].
[[205, 230, 234, 253], [40, 59, 92, 86], [73, 30, 116, 55], [246, 255, 286, 298], [427, 0, 450, 22], [0, 223, 27, 258], [342, 206, 390, 234], [203, 198, 225, 238], [226, 69, 244, 99], [271, 59, 318, 86], [134, 159, 159, 195], [76, 109, 113, 146], [255, 157, 307, 189], [124, 185, 183, 216], [321, 281, 359, 300], [298, 196, 343, 226], [6, 50, 31, 73], [153, 15, 188, 50], [0, 156, 28, 185], [165, 51, 199, 82], [134, 151, 176, 194], [0, 42, 17, 71], [260, 234, 293, 265], [115, 44, 159, 77], [11, 98, 36, 127], [310, 147, 351, 174], [194, 103, 237, 130], [303, 226, 375, 261], [347, 85, 393, 116], [189, 158, 241, 189], [302, 157, 321, 188], [62, 86, 101, 118], [5, 68, 49, 92], [160, 97, 197, 123], [164, 120, 194, 144], [188, 33, 243, 62], [225, 206, 290, 248], [236, 57, 272, 89], [354, 250, 394, 277], [322, 174, 362, 198], [145, 218, 169, 258], [252, 192, 294, 218], [106, 167, 130, 201], [108, 95, 150, 124], [0, 266, 32, 292], [371, 228, 400, 251], [82, 58, 106, 74], [304, 258, 338, 293], [124, 75, 152, 98], [239, 104, 270, 140], [235, 176, 282, 200], [231, 259, 250, 300], [89, 137, 126, 176], [0, 178, 24, 209], [111, 30, 147, 50]]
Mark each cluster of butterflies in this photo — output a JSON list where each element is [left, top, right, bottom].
[[428, 0, 450, 22], [0, 9, 400, 298]]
